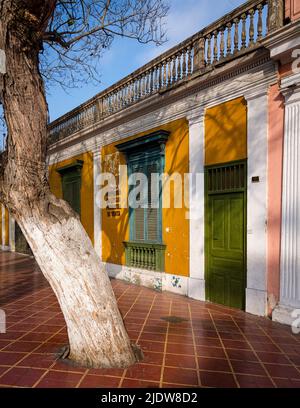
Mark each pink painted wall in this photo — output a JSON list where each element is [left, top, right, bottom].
[[267, 83, 284, 315], [285, 0, 300, 22]]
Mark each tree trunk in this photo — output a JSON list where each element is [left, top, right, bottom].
[[0, 0, 136, 368]]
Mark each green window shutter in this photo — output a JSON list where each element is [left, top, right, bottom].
[[134, 207, 145, 240], [63, 177, 81, 215], [57, 160, 83, 217], [146, 161, 159, 241]]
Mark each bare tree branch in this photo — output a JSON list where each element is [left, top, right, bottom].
[[39, 0, 169, 89]]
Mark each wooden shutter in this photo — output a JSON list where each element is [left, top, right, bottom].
[[147, 161, 159, 241]]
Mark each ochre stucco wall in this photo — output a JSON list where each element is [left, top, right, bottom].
[[101, 118, 190, 277], [205, 97, 247, 165], [48, 152, 94, 243]]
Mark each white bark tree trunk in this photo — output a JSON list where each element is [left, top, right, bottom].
[[16, 194, 137, 368], [0, 0, 137, 369]]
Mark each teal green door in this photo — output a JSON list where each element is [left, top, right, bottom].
[[205, 162, 246, 310]]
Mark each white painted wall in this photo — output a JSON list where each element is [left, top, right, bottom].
[[245, 90, 269, 316]]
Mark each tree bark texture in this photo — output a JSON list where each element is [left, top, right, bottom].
[[0, 0, 136, 368]]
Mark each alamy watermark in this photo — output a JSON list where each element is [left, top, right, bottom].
[[95, 165, 204, 220], [0, 309, 6, 334]]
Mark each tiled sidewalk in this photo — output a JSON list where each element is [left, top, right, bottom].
[[0, 252, 300, 388]]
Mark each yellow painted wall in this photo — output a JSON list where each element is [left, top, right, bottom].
[[205, 97, 247, 165], [48, 152, 94, 243], [5, 208, 9, 246], [102, 118, 190, 277]]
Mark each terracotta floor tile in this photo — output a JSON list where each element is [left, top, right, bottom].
[[143, 352, 164, 365], [125, 363, 162, 382], [256, 352, 291, 365], [138, 340, 165, 353], [79, 375, 121, 388], [226, 349, 258, 362], [250, 342, 281, 353], [198, 357, 231, 373], [200, 371, 237, 388], [163, 367, 199, 386], [0, 367, 46, 387], [122, 379, 159, 388], [236, 374, 274, 388], [196, 346, 226, 359], [0, 352, 27, 366], [17, 353, 55, 369], [273, 378, 300, 388], [139, 332, 166, 342], [0, 366, 8, 376], [3, 341, 41, 353], [166, 343, 194, 356], [165, 354, 197, 369], [230, 360, 266, 376], [35, 370, 82, 388], [1, 251, 300, 388], [264, 363, 300, 379]]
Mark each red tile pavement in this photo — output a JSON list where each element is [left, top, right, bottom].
[[0, 251, 300, 388]]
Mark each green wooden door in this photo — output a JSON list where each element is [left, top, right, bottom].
[[63, 177, 81, 215], [205, 161, 246, 310]]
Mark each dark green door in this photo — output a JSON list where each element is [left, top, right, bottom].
[[205, 161, 246, 310], [63, 177, 81, 215]]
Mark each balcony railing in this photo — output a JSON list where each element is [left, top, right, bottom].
[[124, 241, 166, 272], [48, 0, 284, 144]]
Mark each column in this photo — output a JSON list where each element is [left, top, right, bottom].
[[93, 149, 102, 260], [273, 77, 300, 325], [245, 89, 268, 316], [187, 109, 205, 301], [9, 214, 15, 252]]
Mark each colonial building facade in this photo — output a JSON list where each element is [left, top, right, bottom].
[[2, 0, 300, 325]]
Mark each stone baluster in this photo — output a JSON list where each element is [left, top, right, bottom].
[[219, 28, 225, 59], [226, 22, 232, 56], [158, 63, 162, 89], [182, 49, 187, 77], [167, 58, 172, 86], [172, 55, 177, 83], [249, 9, 255, 46], [213, 30, 218, 62], [233, 17, 239, 53], [241, 13, 247, 49], [207, 34, 212, 65], [187, 46, 192, 75], [162, 60, 167, 87], [257, 4, 263, 40], [177, 52, 182, 80]]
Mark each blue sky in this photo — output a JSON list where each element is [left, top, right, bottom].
[[47, 0, 245, 121]]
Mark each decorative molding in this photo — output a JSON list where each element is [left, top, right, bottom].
[[264, 20, 300, 61], [48, 58, 276, 165], [279, 94, 300, 309]]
